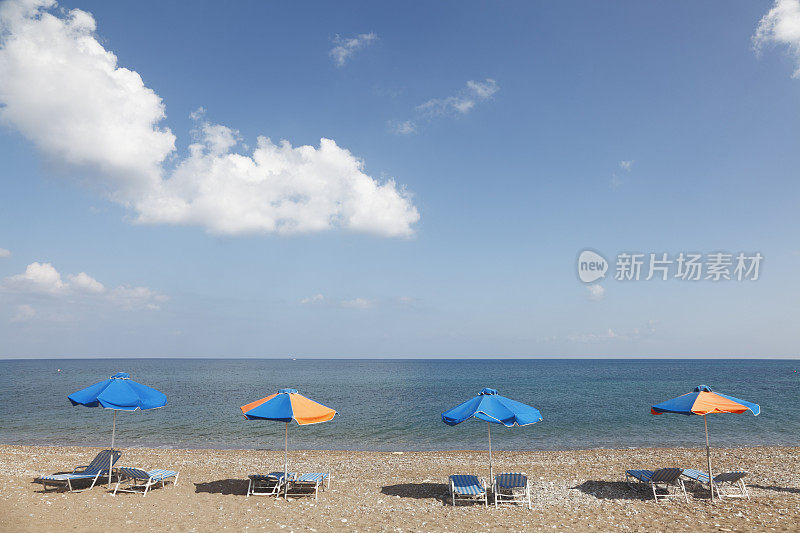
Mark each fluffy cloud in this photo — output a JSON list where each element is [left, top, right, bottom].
[[300, 293, 324, 304], [619, 160, 633, 171], [329, 32, 377, 67], [0, 248, 10, 258], [754, 0, 800, 77], [2, 262, 166, 309], [135, 112, 419, 236], [393, 79, 499, 135], [68, 272, 105, 293], [4, 262, 67, 294], [0, 2, 417, 237]]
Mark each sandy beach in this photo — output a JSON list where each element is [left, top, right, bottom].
[[0, 445, 798, 532]]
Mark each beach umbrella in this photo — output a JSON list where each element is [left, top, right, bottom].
[[442, 388, 542, 481], [68, 372, 167, 487], [651, 385, 760, 501], [241, 388, 336, 497]]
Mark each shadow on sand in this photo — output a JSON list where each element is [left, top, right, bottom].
[[575, 480, 713, 502], [748, 484, 800, 495], [381, 482, 449, 503], [194, 479, 248, 496]]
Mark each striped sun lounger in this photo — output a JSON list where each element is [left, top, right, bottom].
[[247, 472, 295, 497], [625, 468, 688, 503], [113, 467, 179, 496], [449, 474, 487, 506], [493, 472, 532, 509], [39, 449, 122, 492], [682, 469, 750, 500], [284, 472, 331, 500]]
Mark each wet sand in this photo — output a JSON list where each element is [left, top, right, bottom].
[[1, 445, 798, 532]]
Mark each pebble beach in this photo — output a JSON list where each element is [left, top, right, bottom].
[[1, 445, 798, 532]]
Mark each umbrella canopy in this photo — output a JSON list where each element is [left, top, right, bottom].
[[68, 372, 167, 411], [68, 372, 166, 486], [442, 388, 542, 480], [241, 388, 336, 424], [651, 385, 759, 501], [241, 388, 336, 497]]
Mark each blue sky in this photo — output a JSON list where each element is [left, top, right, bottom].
[[1, 0, 799, 358]]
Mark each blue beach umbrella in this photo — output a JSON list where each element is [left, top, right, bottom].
[[68, 372, 167, 486], [651, 385, 759, 501], [442, 388, 542, 481]]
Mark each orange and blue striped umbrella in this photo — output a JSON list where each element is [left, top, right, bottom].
[[241, 388, 337, 424], [651, 385, 759, 501], [241, 388, 336, 496]]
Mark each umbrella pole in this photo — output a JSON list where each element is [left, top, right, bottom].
[[487, 421, 493, 483], [284, 421, 288, 500], [109, 409, 117, 488], [704, 415, 714, 502]]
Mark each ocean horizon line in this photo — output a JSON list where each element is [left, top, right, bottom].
[[1, 355, 799, 361]]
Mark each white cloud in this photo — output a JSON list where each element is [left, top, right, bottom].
[[586, 284, 606, 301], [329, 32, 377, 67], [0, 3, 417, 237], [393, 79, 498, 134], [754, 0, 800, 77], [2, 261, 165, 310], [416, 79, 499, 118], [108, 285, 168, 310], [11, 303, 36, 322], [300, 293, 324, 304], [4, 262, 67, 294], [0, 248, 10, 258], [391, 120, 417, 136], [611, 159, 633, 188], [342, 297, 371, 309], [67, 272, 105, 293]]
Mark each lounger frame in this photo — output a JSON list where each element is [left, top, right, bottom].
[[284, 472, 331, 500], [449, 474, 488, 507], [113, 468, 179, 496], [39, 450, 121, 493], [492, 472, 532, 509], [682, 469, 750, 500], [247, 472, 294, 497], [625, 468, 688, 503]]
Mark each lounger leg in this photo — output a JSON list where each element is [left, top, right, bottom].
[[680, 480, 688, 504], [67, 479, 73, 492], [741, 480, 749, 500]]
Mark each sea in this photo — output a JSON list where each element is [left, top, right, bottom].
[[0, 359, 797, 452]]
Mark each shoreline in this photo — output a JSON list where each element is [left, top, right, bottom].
[[2, 444, 798, 531], [2, 443, 797, 453]]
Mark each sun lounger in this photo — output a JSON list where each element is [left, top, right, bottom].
[[493, 472, 532, 509], [682, 469, 749, 500], [284, 472, 331, 500], [38, 449, 121, 492], [247, 471, 294, 497], [625, 468, 688, 503], [449, 474, 488, 506], [112, 467, 179, 496]]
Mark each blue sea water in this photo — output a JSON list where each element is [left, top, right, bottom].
[[0, 359, 797, 452]]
